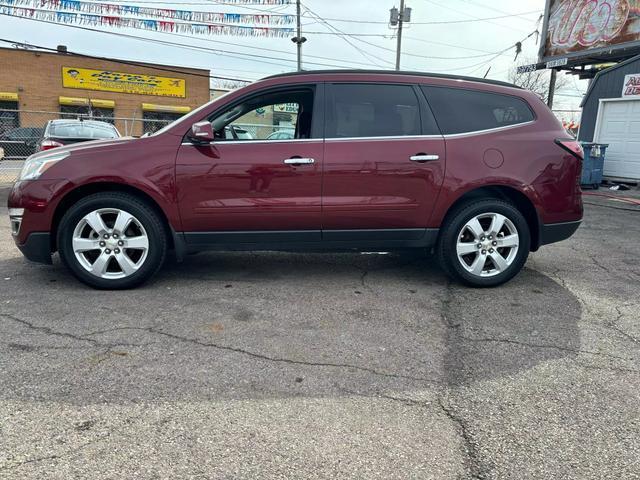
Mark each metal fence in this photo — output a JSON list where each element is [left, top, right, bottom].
[[0, 108, 285, 183], [0, 109, 173, 183]]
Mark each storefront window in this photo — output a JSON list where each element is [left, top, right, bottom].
[[60, 105, 89, 120], [90, 108, 115, 124], [143, 111, 184, 134], [60, 105, 115, 124], [0, 100, 19, 136]]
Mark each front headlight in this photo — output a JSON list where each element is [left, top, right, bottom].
[[19, 151, 70, 181]]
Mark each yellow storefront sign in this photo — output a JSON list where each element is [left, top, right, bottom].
[[62, 67, 186, 98]]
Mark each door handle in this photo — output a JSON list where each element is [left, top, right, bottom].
[[284, 157, 315, 165], [410, 154, 440, 162]]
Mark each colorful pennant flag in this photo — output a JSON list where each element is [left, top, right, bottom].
[[0, 4, 296, 37], [3, 0, 294, 24]]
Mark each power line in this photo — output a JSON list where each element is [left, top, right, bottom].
[[459, 0, 540, 23], [59, 0, 296, 19], [301, 9, 541, 25], [0, 3, 296, 33], [308, 26, 511, 61], [403, 35, 508, 55], [68, 0, 291, 11], [0, 37, 252, 81], [301, 2, 392, 68], [0, 11, 393, 70], [434, 29, 540, 75], [0, 2, 543, 78], [424, 0, 532, 34], [299, 7, 511, 63], [0, 8, 394, 68], [203, 0, 292, 14]]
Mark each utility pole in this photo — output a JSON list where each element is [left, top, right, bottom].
[[291, 0, 306, 71], [389, 2, 411, 70], [547, 69, 557, 109]]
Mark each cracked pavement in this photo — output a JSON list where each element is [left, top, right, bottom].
[[1, 187, 639, 479]]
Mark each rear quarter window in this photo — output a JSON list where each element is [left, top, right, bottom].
[[421, 86, 534, 135]]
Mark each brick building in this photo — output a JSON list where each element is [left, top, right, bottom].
[[0, 46, 211, 137]]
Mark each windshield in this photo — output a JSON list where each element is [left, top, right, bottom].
[[50, 122, 119, 139]]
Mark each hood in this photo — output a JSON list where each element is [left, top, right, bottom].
[[31, 136, 137, 158]]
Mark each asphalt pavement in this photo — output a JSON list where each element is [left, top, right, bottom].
[[1, 186, 639, 479]]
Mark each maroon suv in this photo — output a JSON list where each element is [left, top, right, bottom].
[[8, 70, 583, 289]]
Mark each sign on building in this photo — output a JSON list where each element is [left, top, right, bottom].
[[62, 67, 186, 98], [273, 103, 299, 113], [539, 0, 640, 64], [622, 73, 640, 97]]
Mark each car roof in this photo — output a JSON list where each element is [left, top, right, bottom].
[[49, 119, 114, 127], [262, 69, 520, 89]]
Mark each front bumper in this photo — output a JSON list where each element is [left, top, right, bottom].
[[539, 220, 581, 246], [16, 232, 52, 264], [8, 179, 71, 263]]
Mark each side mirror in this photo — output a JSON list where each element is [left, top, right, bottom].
[[190, 121, 215, 143]]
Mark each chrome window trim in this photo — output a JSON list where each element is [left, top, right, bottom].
[[325, 134, 442, 142], [442, 120, 536, 139], [180, 121, 536, 146], [324, 122, 534, 142], [180, 138, 321, 146]]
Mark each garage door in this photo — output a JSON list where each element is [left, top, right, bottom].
[[595, 99, 640, 180]]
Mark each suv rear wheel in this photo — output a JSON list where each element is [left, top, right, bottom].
[[57, 192, 167, 289], [437, 199, 530, 287]]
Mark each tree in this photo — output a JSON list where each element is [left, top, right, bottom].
[[508, 59, 570, 105]]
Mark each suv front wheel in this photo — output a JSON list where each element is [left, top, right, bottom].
[[437, 199, 530, 287], [57, 192, 167, 289]]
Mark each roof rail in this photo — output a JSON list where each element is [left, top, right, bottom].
[[262, 69, 521, 89]]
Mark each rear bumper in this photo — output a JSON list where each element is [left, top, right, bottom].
[[16, 232, 52, 264], [539, 220, 581, 246]]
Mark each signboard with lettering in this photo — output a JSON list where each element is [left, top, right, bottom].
[[273, 103, 299, 113], [622, 73, 640, 97], [539, 0, 640, 64], [62, 67, 186, 98]]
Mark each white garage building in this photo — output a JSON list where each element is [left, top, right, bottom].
[[579, 55, 640, 181]]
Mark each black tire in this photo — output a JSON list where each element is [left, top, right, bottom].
[[57, 192, 167, 289], [436, 199, 530, 287]]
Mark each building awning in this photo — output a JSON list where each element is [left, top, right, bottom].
[[0, 92, 19, 101], [90, 99, 115, 109], [142, 103, 191, 114], [59, 97, 116, 108], [59, 96, 90, 106]]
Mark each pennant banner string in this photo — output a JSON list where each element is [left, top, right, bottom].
[[0, 4, 296, 37], [3, 0, 294, 24]]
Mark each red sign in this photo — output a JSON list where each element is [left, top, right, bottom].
[[622, 74, 640, 96], [541, 0, 640, 62]]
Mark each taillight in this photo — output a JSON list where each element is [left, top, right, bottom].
[[555, 138, 583, 190], [39, 140, 64, 151], [554, 138, 583, 160]]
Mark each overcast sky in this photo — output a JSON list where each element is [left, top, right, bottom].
[[0, 0, 586, 118]]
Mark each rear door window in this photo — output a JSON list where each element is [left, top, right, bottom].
[[421, 86, 534, 135], [326, 84, 425, 138]]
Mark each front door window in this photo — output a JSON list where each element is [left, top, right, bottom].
[[211, 89, 314, 141]]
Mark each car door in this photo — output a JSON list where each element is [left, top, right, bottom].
[[175, 84, 324, 245], [321, 83, 446, 241]]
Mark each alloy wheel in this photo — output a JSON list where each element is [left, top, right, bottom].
[[72, 208, 149, 279], [455, 212, 519, 278]]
